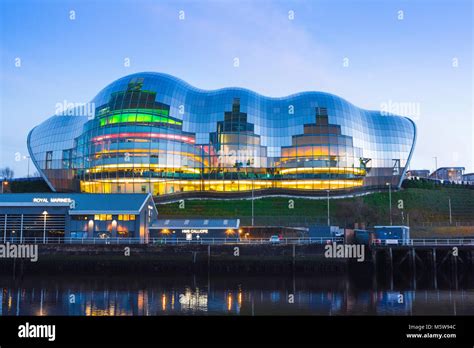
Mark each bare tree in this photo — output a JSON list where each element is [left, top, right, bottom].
[[0, 167, 14, 179]]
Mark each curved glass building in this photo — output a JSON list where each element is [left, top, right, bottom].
[[28, 72, 416, 195]]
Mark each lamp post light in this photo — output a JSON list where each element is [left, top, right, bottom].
[[251, 179, 254, 227], [448, 197, 452, 225], [42, 210, 48, 243], [386, 182, 392, 226], [326, 189, 330, 227], [24, 155, 31, 178], [1, 177, 7, 194]]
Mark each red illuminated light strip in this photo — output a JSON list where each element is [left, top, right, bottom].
[[92, 132, 195, 144]]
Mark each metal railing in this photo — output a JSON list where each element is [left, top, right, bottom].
[[4, 236, 473, 247], [372, 238, 474, 247], [410, 238, 474, 246], [417, 221, 474, 227], [151, 237, 344, 245], [1, 236, 344, 245]]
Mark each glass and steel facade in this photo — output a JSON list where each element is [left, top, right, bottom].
[[28, 72, 416, 195]]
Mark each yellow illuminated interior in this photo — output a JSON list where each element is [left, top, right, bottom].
[[87, 163, 201, 174], [81, 178, 364, 194], [278, 167, 366, 175], [93, 149, 209, 166]]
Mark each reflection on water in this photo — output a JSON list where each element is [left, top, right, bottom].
[[0, 272, 473, 316]]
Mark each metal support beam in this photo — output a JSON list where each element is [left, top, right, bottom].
[[20, 214, 23, 244], [3, 214, 7, 243], [411, 248, 417, 289], [372, 250, 377, 290], [388, 248, 393, 290], [453, 252, 458, 290], [432, 248, 437, 289], [292, 243, 296, 269], [207, 244, 211, 269]]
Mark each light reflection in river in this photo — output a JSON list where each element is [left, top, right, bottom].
[[0, 273, 473, 316]]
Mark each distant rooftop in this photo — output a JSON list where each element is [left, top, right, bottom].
[[432, 167, 465, 171], [8, 176, 45, 182]]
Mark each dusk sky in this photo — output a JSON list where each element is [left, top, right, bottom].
[[1, 0, 472, 177]]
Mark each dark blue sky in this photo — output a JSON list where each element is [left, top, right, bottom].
[[0, 0, 472, 176]]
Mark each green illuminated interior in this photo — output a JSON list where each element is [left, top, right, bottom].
[[99, 109, 181, 127], [120, 108, 169, 116]]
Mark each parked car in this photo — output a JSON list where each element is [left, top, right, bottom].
[[269, 235, 281, 243]]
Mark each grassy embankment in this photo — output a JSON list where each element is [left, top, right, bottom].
[[157, 187, 474, 237]]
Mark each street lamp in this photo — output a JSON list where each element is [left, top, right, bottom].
[[24, 155, 31, 178], [448, 197, 452, 225], [326, 189, 330, 227], [1, 177, 8, 194], [386, 182, 392, 226], [251, 179, 254, 227], [42, 210, 48, 243]]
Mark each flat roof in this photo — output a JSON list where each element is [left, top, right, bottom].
[[0, 193, 154, 214], [432, 167, 465, 171], [151, 219, 240, 229]]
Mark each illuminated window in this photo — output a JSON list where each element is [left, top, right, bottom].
[[94, 214, 112, 221], [99, 111, 181, 127], [118, 214, 135, 221]]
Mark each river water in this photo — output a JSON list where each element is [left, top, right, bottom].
[[0, 272, 473, 316]]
